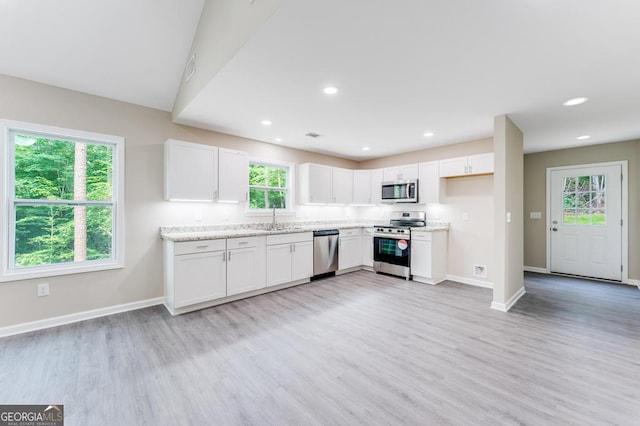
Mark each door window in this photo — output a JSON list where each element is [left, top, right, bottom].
[[562, 175, 606, 225]]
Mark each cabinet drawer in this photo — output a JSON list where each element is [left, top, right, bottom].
[[227, 236, 258, 250], [339, 228, 361, 237], [411, 232, 432, 242], [174, 239, 226, 255], [362, 227, 374, 236], [267, 232, 313, 246]]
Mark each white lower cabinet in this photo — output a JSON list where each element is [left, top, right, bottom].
[[266, 232, 314, 287], [339, 228, 362, 271], [362, 228, 374, 267], [169, 239, 227, 309], [410, 231, 448, 285], [226, 236, 266, 296], [164, 236, 266, 314]]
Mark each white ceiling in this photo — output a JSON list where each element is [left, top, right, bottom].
[[2, 1, 640, 160], [0, 0, 204, 111]]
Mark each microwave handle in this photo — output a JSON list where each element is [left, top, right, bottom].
[[406, 183, 410, 199]]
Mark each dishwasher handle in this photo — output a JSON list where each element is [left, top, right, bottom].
[[313, 229, 339, 237]]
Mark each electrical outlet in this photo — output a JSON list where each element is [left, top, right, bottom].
[[37, 283, 49, 297], [474, 265, 487, 278]]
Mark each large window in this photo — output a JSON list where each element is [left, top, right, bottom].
[[248, 161, 291, 210], [1, 120, 124, 281]]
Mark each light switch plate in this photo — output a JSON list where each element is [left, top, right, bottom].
[[37, 283, 49, 297], [462, 212, 469, 221], [530, 211, 542, 219]]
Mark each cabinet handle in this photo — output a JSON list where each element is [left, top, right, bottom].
[[238, 241, 248, 245], [228, 251, 231, 261], [293, 244, 296, 253], [214, 190, 218, 200], [222, 252, 226, 262], [196, 245, 208, 249]]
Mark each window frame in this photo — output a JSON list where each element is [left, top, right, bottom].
[[246, 158, 295, 215], [0, 120, 125, 282]]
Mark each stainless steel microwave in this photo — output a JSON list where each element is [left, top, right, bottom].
[[381, 180, 418, 203]]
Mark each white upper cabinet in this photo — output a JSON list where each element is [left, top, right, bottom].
[[383, 164, 418, 182], [218, 148, 249, 202], [332, 167, 353, 204], [418, 161, 446, 204], [164, 139, 248, 203], [468, 153, 494, 175], [370, 169, 383, 204], [439, 153, 494, 178], [299, 163, 353, 204], [299, 163, 332, 204], [352, 170, 372, 205], [164, 139, 218, 201]]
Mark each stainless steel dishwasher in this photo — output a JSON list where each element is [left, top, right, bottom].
[[313, 230, 339, 277]]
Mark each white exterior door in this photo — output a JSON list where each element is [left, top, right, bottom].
[[549, 164, 622, 281]]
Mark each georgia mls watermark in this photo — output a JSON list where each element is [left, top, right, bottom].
[[0, 405, 63, 426]]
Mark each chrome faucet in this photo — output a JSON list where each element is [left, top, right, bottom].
[[271, 206, 277, 230]]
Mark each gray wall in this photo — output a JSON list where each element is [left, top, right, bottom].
[[524, 139, 640, 280]]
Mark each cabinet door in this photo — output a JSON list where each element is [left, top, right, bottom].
[[383, 167, 401, 182], [370, 169, 383, 204], [165, 139, 218, 201], [400, 164, 419, 180], [332, 167, 353, 204], [174, 251, 226, 308], [266, 244, 292, 287], [439, 156, 468, 178], [339, 236, 362, 270], [218, 148, 249, 202], [226, 247, 260, 296], [362, 233, 374, 267], [410, 238, 432, 278], [418, 161, 446, 204], [352, 170, 372, 204], [468, 153, 494, 175], [291, 240, 313, 281], [299, 163, 332, 204]]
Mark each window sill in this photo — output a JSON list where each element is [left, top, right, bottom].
[[0, 260, 124, 282], [244, 210, 297, 217]]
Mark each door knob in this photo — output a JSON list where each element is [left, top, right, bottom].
[[552, 227, 558, 231]]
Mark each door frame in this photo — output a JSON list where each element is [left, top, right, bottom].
[[545, 160, 628, 283]]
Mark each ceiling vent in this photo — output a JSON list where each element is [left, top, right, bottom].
[[185, 54, 196, 82], [305, 132, 321, 138]]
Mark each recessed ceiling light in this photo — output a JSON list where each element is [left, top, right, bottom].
[[563, 97, 589, 106], [577, 135, 591, 140], [275, 137, 282, 142], [423, 132, 435, 137], [261, 120, 272, 126], [323, 86, 339, 95], [362, 147, 370, 151]]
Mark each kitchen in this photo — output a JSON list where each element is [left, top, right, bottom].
[[2, 1, 639, 424], [159, 137, 494, 315]]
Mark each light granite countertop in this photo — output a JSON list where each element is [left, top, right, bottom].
[[160, 221, 449, 242]]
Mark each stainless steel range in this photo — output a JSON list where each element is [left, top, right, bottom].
[[373, 211, 426, 279]]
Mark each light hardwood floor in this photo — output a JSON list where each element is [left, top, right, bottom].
[[1, 271, 639, 425]]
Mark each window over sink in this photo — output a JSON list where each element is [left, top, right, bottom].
[[248, 160, 292, 211]]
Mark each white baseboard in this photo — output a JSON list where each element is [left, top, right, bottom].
[[491, 286, 526, 312], [524, 266, 548, 274], [627, 278, 640, 289], [446, 274, 493, 289], [0, 297, 164, 339]]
